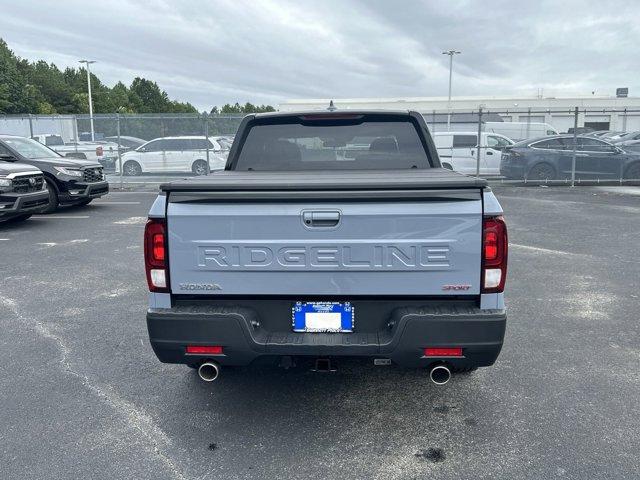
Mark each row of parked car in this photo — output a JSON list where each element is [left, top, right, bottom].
[[434, 129, 640, 180], [32, 133, 233, 175], [0, 135, 109, 224], [16, 126, 640, 186]]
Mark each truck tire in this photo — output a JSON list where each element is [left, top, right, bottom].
[[527, 163, 556, 181], [192, 160, 209, 176], [624, 162, 640, 180], [42, 180, 59, 214], [123, 160, 142, 176]]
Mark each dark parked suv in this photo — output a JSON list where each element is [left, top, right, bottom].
[[0, 135, 109, 212], [500, 135, 640, 181], [0, 161, 49, 223]]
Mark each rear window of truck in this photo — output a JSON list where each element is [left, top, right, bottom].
[[235, 116, 431, 171]]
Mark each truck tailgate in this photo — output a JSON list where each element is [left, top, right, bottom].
[[166, 190, 482, 296]]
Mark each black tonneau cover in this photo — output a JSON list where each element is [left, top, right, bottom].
[[161, 168, 487, 193]]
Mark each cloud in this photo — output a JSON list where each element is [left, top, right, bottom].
[[2, 0, 639, 110]]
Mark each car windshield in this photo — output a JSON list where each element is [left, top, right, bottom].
[[2, 137, 61, 159]]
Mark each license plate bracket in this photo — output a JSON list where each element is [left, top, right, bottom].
[[292, 302, 354, 333]]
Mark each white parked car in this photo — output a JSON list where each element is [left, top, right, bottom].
[[483, 122, 558, 141], [115, 136, 228, 176], [433, 131, 513, 176]]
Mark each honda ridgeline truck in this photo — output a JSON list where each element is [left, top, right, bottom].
[[145, 111, 508, 384]]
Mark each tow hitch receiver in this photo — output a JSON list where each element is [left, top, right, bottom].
[[312, 358, 337, 372]]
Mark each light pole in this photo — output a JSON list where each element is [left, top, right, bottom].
[[79, 60, 96, 141], [442, 50, 461, 131]]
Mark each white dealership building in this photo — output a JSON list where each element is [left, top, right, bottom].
[[280, 94, 640, 133]]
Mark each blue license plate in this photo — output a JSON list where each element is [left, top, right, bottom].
[[292, 302, 354, 333]]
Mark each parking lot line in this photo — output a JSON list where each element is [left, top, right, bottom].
[[594, 186, 640, 196], [113, 217, 147, 225], [511, 243, 588, 257], [32, 215, 90, 219], [497, 195, 588, 206], [106, 190, 159, 194], [36, 239, 89, 247]]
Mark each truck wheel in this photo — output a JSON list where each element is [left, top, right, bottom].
[[624, 162, 640, 179], [192, 160, 209, 176], [42, 180, 59, 213], [527, 163, 556, 181], [123, 161, 142, 176]]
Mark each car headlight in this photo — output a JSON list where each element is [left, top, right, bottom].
[[54, 166, 83, 177], [0, 177, 11, 188]]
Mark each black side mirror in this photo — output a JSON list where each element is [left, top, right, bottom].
[[0, 153, 17, 161]]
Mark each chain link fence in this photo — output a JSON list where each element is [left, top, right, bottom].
[[1, 109, 640, 187], [426, 106, 640, 186]]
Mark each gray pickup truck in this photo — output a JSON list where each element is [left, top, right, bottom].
[[144, 111, 508, 385]]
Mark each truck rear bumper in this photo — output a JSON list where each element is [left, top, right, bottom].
[[147, 301, 506, 369]]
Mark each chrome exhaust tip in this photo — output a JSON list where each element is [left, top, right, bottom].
[[429, 365, 451, 385], [197, 362, 220, 382]]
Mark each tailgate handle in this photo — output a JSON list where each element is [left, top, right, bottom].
[[303, 210, 341, 227]]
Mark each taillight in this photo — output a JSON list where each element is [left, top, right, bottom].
[[96, 145, 103, 156], [144, 219, 169, 292], [482, 216, 508, 293]]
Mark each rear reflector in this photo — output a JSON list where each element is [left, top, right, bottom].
[[424, 347, 463, 357], [481, 216, 508, 293], [186, 345, 223, 355]]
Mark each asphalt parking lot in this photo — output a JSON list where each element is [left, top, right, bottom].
[[1, 185, 639, 479]]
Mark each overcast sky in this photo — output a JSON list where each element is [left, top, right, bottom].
[[2, 0, 639, 110]]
